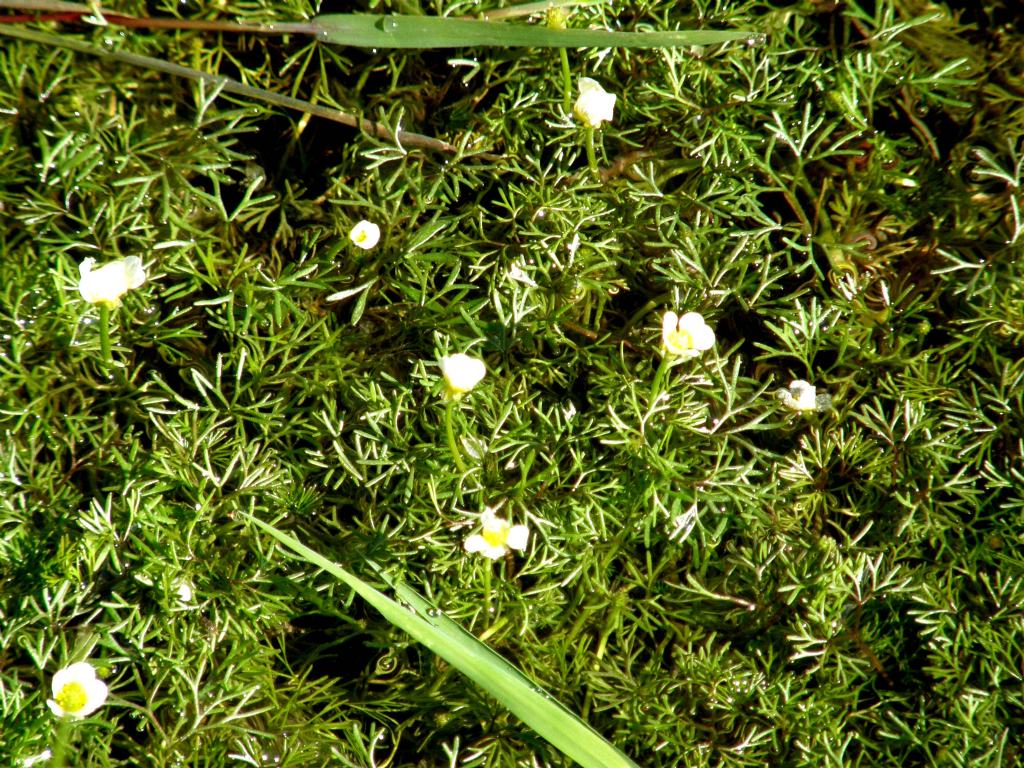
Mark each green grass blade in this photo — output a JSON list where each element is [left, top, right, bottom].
[[247, 515, 641, 768], [314, 14, 752, 49], [0, 25, 456, 152]]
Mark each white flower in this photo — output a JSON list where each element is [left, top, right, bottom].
[[661, 311, 715, 359], [440, 353, 486, 399], [464, 509, 529, 560], [349, 220, 381, 250], [46, 662, 108, 719], [23, 749, 52, 767], [777, 380, 832, 412], [78, 257, 146, 307], [573, 78, 616, 129], [174, 579, 194, 605]]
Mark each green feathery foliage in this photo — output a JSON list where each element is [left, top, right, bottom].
[[1, 0, 1022, 766]]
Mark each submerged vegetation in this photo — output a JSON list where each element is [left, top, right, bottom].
[[1, 0, 1022, 765]]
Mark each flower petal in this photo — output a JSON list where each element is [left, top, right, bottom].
[[47, 698, 65, 717], [441, 353, 486, 395], [79, 258, 96, 279], [480, 508, 503, 530], [51, 662, 96, 695], [78, 678, 109, 717], [690, 322, 715, 351], [574, 78, 616, 128], [661, 311, 679, 340], [77, 258, 147, 306], [123, 256, 147, 290], [677, 312, 706, 333], [505, 525, 529, 551]]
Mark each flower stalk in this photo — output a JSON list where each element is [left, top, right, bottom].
[[98, 303, 112, 369], [546, 6, 572, 113], [585, 127, 599, 176], [445, 401, 469, 474], [483, 561, 493, 617], [649, 354, 672, 405], [560, 50, 572, 113], [50, 719, 71, 768]]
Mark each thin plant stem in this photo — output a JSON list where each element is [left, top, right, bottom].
[[483, 562, 492, 620], [445, 401, 469, 474], [585, 127, 598, 176], [648, 354, 673, 406], [50, 718, 71, 768], [98, 303, 112, 369], [560, 48, 572, 114]]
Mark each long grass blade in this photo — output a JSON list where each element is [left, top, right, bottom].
[[247, 514, 641, 768], [314, 14, 751, 49], [0, 25, 456, 152]]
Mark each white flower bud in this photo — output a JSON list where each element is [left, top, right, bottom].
[[78, 257, 146, 307], [440, 353, 486, 399], [573, 78, 616, 129]]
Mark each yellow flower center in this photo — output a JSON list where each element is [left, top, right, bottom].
[[55, 682, 88, 713], [482, 523, 509, 548], [666, 328, 694, 351], [354, 231, 368, 244]]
